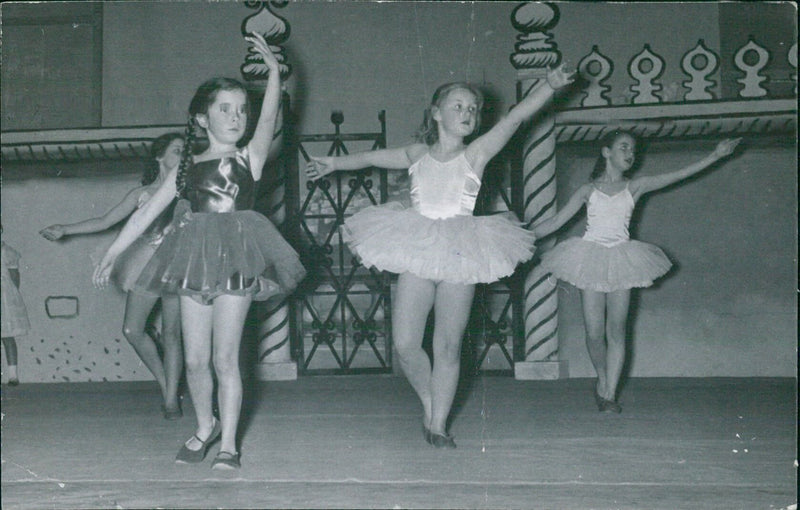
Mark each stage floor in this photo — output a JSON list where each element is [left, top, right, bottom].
[[1, 376, 796, 509]]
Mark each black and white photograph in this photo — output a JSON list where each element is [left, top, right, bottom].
[[0, 1, 796, 509]]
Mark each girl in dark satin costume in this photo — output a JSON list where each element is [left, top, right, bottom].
[[94, 32, 305, 470]]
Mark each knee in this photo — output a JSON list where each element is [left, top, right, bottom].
[[121, 324, 142, 344], [605, 326, 626, 347], [394, 339, 421, 362], [161, 323, 182, 345], [213, 353, 240, 378], [433, 337, 462, 364], [184, 355, 209, 375]]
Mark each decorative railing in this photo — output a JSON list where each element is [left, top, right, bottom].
[[291, 111, 393, 374]]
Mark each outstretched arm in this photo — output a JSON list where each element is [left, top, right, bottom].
[[305, 143, 428, 180], [631, 138, 742, 199], [40, 187, 143, 241], [531, 184, 592, 239], [92, 170, 177, 287], [466, 64, 574, 172], [245, 31, 282, 181]]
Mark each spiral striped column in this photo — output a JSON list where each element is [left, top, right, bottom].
[[242, 2, 297, 380], [510, 2, 566, 380]]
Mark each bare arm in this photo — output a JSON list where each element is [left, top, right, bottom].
[[466, 64, 574, 172], [305, 143, 428, 179], [630, 138, 742, 200], [40, 187, 143, 241], [92, 170, 177, 287], [531, 184, 592, 239], [245, 32, 282, 181]]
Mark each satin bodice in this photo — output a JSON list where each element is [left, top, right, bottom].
[[409, 152, 480, 219], [185, 149, 255, 213], [582, 184, 634, 247]]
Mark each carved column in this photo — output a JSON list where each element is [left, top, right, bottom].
[[241, 1, 297, 380], [509, 2, 566, 380]]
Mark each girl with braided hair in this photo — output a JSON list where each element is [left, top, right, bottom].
[[41, 133, 185, 418], [94, 32, 305, 469]]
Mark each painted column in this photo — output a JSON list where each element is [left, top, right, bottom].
[[241, 1, 297, 380], [509, 2, 566, 380]]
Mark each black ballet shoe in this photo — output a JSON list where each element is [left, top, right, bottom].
[[594, 392, 604, 410], [211, 450, 240, 470], [429, 431, 457, 449], [175, 419, 221, 464], [162, 402, 183, 421], [598, 398, 622, 414], [8, 378, 19, 387], [422, 423, 432, 445]]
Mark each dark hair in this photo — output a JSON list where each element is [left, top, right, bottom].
[[589, 129, 637, 181], [175, 77, 250, 196], [141, 132, 184, 185], [415, 82, 484, 146]]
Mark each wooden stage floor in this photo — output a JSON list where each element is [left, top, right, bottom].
[[1, 376, 796, 509]]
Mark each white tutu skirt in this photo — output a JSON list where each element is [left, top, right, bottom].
[[539, 237, 672, 292], [342, 203, 536, 284]]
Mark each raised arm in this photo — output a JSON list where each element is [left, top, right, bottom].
[[465, 64, 574, 172], [92, 170, 177, 287], [245, 31, 282, 181], [305, 143, 428, 180], [630, 138, 741, 199], [40, 187, 143, 241], [531, 184, 592, 239]]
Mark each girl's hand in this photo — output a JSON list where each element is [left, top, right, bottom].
[[546, 63, 575, 90], [245, 32, 279, 73], [305, 157, 335, 180], [40, 225, 66, 241], [92, 251, 117, 289], [712, 138, 742, 159]]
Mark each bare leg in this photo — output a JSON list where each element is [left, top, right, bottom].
[[159, 294, 183, 410], [180, 296, 216, 451], [604, 289, 631, 402], [392, 273, 436, 427], [211, 294, 252, 455], [122, 292, 168, 402], [2, 337, 18, 382], [581, 289, 608, 397], [429, 282, 475, 436]]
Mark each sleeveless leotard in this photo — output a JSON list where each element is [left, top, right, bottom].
[[540, 183, 672, 292], [134, 148, 305, 303]]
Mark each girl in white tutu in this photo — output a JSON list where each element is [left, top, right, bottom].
[[533, 131, 741, 413], [306, 64, 574, 448], [41, 133, 185, 418], [95, 33, 305, 469]]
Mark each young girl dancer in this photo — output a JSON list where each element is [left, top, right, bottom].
[[94, 33, 305, 469], [532, 131, 741, 413], [2, 223, 29, 386], [306, 65, 574, 448], [41, 133, 185, 418]]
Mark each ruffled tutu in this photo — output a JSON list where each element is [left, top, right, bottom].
[[134, 200, 306, 303], [539, 237, 672, 292], [342, 203, 535, 284]]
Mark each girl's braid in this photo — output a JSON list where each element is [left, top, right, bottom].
[[175, 119, 196, 197]]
